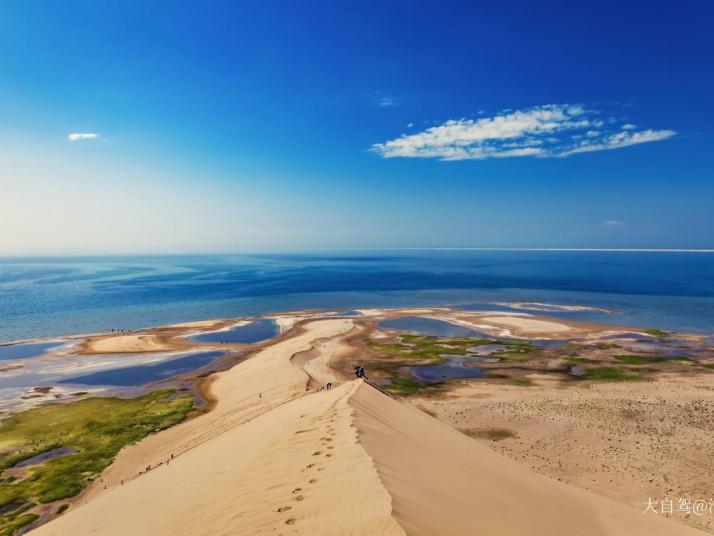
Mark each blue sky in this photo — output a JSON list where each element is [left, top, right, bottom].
[[0, 0, 712, 253]]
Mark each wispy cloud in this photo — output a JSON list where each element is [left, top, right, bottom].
[[68, 132, 99, 142], [371, 104, 674, 161], [378, 96, 398, 107], [604, 219, 623, 226]]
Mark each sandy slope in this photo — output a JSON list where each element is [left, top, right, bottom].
[[32, 319, 706, 536], [351, 383, 705, 536]]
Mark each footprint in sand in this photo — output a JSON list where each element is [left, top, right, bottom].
[[309, 478, 318, 484], [294, 495, 304, 501], [325, 453, 332, 457], [304, 463, 315, 470], [285, 518, 296, 525], [292, 488, 302, 494], [312, 451, 322, 456], [277, 506, 292, 513]]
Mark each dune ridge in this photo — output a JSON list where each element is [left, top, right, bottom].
[[31, 318, 707, 535]]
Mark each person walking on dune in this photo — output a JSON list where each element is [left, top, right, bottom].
[[354, 365, 367, 379]]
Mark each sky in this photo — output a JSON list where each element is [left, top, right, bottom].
[[0, 0, 712, 254]]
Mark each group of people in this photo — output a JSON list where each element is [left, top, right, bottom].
[[322, 365, 367, 391]]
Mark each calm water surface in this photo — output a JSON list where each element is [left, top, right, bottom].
[[59, 350, 226, 387], [1, 251, 713, 341], [190, 319, 278, 344], [0, 341, 65, 360]]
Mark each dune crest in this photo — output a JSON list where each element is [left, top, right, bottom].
[[31, 319, 706, 535]]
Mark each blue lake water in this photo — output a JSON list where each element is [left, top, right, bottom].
[[190, 319, 278, 344], [380, 317, 488, 338], [1, 251, 713, 341], [59, 350, 226, 387], [0, 341, 65, 360], [13, 447, 77, 468], [408, 357, 485, 382]]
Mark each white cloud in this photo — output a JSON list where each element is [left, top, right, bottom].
[[407, 122, 414, 128], [604, 219, 623, 226], [371, 104, 675, 161], [622, 123, 637, 130], [558, 128, 675, 157], [68, 132, 99, 142], [378, 97, 397, 107]]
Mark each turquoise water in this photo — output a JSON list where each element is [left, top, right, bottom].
[[1, 251, 713, 341]]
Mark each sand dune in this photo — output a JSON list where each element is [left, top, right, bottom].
[[80, 334, 178, 354], [32, 319, 707, 535]]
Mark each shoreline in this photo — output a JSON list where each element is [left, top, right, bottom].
[[26, 315, 710, 535], [2, 308, 713, 534]]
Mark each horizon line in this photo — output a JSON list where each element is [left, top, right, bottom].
[[1, 246, 714, 258]]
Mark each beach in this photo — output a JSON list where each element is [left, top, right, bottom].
[[17, 310, 712, 535]]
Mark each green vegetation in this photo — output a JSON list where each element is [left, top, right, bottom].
[[0, 389, 193, 535], [492, 349, 532, 361], [56, 503, 69, 515], [594, 342, 620, 350], [463, 427, 517, 441], [583, 367, 643, 381], [383, 377, 425, 396], [0, 512, 38, 536], [644, 328, 668, 338], [367, 334, 474, 365], [614, 354, 652, 365], [566, 356, 585, 363], [512, 377, 534, 386], [367, 335, 536, 364]]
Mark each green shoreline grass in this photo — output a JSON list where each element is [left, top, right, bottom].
[[367, 335, 536, 365], [583, 367, 644, 381], [614, 354, 652, 365], [0, 389, 193, 535]]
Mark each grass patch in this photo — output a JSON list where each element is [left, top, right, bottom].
[[0, 389, 193, 534], [492, 350, 532, 361], [383, 378, 425, 396], [645, 328, 668, 338], [512, 377, 534, 386], [56, 503, 69, 515], [492, 340, 536, 361], [566, 356, 585, 363], [583, 367, 643, 381], [0, 512, 38, 536], [368, 335, 538, 367], [463, 427, 517, 441], [367, 335, 499, 365], [614, 354, 652, 365]]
